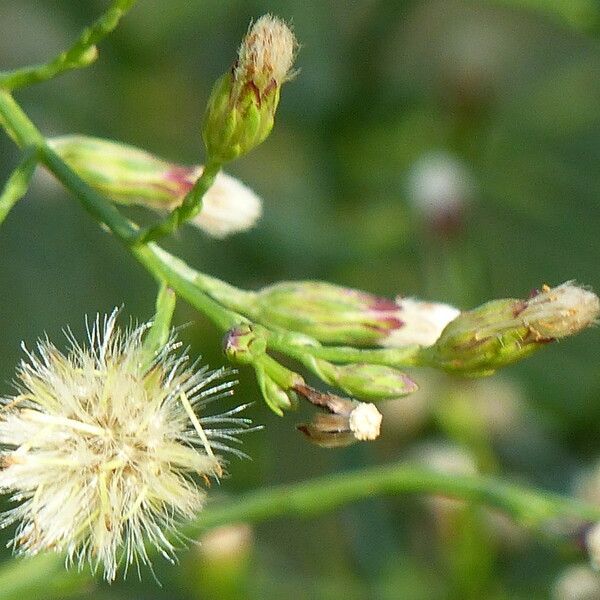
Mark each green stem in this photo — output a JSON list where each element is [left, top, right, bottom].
[[0, 0, 138, 90], [0, 147, 37, 225], [0, 89, 245, 333], [137, 160, 222, 242], [187, 461, 600, 532], [0, 90, 44, 147], [46, 155, 243, 330], [132, 244, 245, 331], [141, 282, 176, 366], [0, 553, 89, 600], [0, 90, 135, 242], [41, 144, 138, 242], [0, 462, 597, 596], [189, 269, 257, 313], [267, 330, 423, 368], [0, 92, 424, 370], [255, 352, 303, 389]]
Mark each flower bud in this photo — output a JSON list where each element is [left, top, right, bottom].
[[202, 15, 297, 163], [224, 325, 301, 415], [246, 281, 458, 347], [424, 282, 600, 376], [223, 324, 267, 365], [49, 135, 262, 238], [384, 298, 460, 347], [297, 414, 358, 448], [255, 367, 298, 415], [313, 359, 418, 401]]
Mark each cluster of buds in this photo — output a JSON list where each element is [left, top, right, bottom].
[[220, 281, 599, 440], [242, 281, 460, 347], [423, 282, 600, 376], [49, 15, 297, 241], [223, 325, 388, 446], [49, 135, 262, 238], [203, 15, 297, 163], [224, 324, 301, 415]]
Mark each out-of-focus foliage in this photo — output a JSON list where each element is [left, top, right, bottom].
[[2, 0, 600, 597]]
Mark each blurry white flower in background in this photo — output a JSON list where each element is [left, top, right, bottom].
[[553, 564, 600, 600], [407, 150, 475, 233]]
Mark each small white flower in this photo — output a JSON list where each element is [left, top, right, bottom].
[[348, 403, 382, 441], [382, 298, 460, 347], [190, 168, 263, 238], [0, 311, 253, 581]]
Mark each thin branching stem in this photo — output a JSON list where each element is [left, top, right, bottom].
[[266, 329, 424, 367], [0, 33, 598, 595], [0, 147, 37, 225], [0, 0, 138, 90], [136, 160, 222, 243], [188, 461, 600, 532], [0, 462, 597, 596], [0, 91, 428, 374], [0, 89, 246, 332]]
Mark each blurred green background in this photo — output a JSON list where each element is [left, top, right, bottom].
[[2, 0, 600, 598]]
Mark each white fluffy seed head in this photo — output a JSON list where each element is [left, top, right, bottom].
[[523, 282, 600, 339], [0, 311, 253, 581], [234, 15, 297, 98]]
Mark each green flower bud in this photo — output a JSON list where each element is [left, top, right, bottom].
[[224, 325, 302, 415], [255, 367, 298, 416], [202, 15, 297, 163], [248, 281, 404, 346], [245, 281, 458, 347], [223, 324, 267, 365], [332, 363, 418, 401], [49, 135, 262, 238], [312, 359, 418, 401], [423, 282, 600, 376]]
